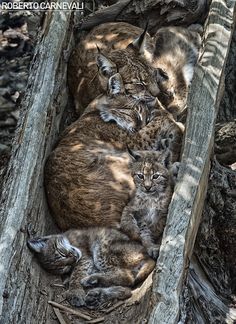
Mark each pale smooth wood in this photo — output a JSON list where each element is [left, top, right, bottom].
[[0, 3, 74, 323], [149, 1, 236, 323]]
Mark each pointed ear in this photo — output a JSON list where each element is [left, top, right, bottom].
[[170, 162, 181, 182], [160, 149, 171, 168], [108, 73, 125, 95], [27, 237, 48, 253], [127, 146, 141, 161], [127, 22, 148, 55], [96, 52, 117, 78]]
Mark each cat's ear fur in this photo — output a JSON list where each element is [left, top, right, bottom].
[[96, 47, 117, 78], [27, 237, 49, 253], [127, 22, 148, 55], [108, 73, 125, 95], [159, 149, 172, 168], [170, 162, 181, 183], [127, 146, 141, 161]]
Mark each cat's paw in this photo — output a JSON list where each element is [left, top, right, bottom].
[[85, 288, 103, 309], [147, 245, 160, 260], [81, 275, 99, 288], [65, 289, 86, 307]]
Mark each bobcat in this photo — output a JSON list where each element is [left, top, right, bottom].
[[27, 227, 155, 308], [120, 149, 179, 259], [45, 73, 183, 230], [68, 22, 167, 114], [150, 25, 202, 117]]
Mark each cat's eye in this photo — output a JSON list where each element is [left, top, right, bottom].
[[58, 250, 67, 258], [152, 174, 160, 180], [137, 173, 144, 179]]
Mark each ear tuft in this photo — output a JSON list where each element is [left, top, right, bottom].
[[27, 237, 48, 253], [160, 149, 171, 168], [108, 73, 125, 95], [127, 22, 148, 55], [96, 53, 117, 78], [127, 146, 141, 161], [170, 162, 181, 182]]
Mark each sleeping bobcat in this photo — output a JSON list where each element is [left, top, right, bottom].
[[151, 25, 202, 117], [120, 149, 179, 259], [68, 22, 167, 114], [28, 227, 155, 308], [45, 73, 183, 230]]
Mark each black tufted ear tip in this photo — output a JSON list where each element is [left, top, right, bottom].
[[127, 145, 141, 161]]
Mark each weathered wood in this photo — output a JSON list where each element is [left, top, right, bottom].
[[148, 0, 236, 323], [184, 160, 236, 323], [81, 0, 209, 34], [218, 27, 236, 121], [215, 120, 236, 165], [0, 2, 75, 323]]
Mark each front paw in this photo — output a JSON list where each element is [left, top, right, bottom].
[[147, 245, 160, 260], [65, 289, 86, 307], [81, 275, 99, 288]]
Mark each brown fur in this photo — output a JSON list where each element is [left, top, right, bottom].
[[120, 150, 177, 259], [151, 25, 201, 117], [68, 22, 163, 114], [45, 84, 183, 231], [28, 227, 155, 308]]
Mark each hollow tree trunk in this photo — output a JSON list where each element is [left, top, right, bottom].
[[0, 0, 235, 323]]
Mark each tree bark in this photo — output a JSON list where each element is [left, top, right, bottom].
[[0, 0, 235, 323], [0, 3, 74, 323], [81, 0, 209, 34], [148, 1, 235, 323]]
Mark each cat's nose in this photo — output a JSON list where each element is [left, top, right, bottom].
[[145, 185, 152, 191]]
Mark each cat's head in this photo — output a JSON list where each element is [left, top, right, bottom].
[[96, 27, 169, 106], [27, 234, 82, 275], [128, 148, 176, 194], [96, 72, 151, 132]]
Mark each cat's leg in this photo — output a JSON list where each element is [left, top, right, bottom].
[[81, 268, 135, 288], [134, 257, 156, 284], [85, 286, 132, 309], [139, 223, 160, 260], [120, 204, 141, 241], [65, 256, 94, 307]]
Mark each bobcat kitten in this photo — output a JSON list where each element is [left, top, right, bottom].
[[120, 149, 178, 259], [28, 227, 155, 309]]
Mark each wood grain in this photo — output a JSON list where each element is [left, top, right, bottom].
[[0, 2, 74, 323], [148, 0, 236, 323]]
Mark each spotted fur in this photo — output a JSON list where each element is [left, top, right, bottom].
[[28, 228, 155, 309]]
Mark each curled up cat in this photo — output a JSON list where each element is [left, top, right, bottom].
[[120, 148, 180, 259], [27, 227, 155, 309]]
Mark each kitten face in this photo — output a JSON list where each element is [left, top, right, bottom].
[[28, 235, 82, 275], [129, 150, 172, 194]]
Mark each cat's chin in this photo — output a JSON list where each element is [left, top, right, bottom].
[[143, 190, 157, 194]]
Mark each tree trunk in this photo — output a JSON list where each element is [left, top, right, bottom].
[[0, 0, 235, 323], [0, 3, 74, 323]]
